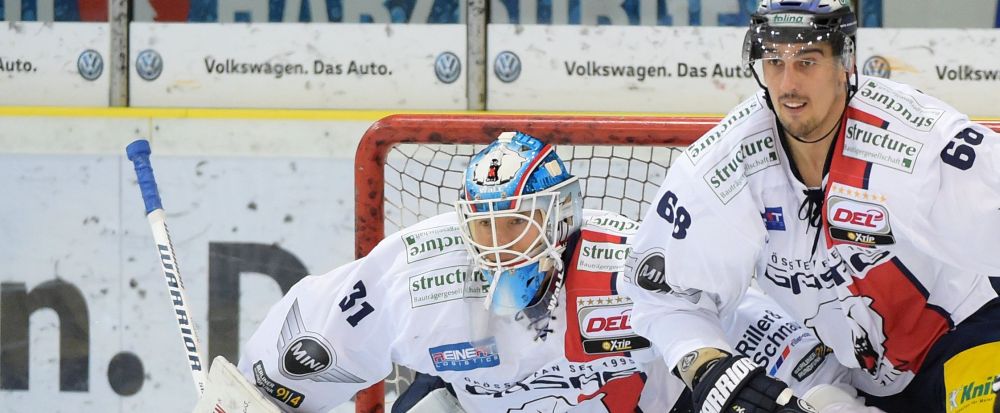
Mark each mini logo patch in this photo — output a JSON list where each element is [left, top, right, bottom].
[[761, 207, 786, 231], [634, 252, 669, 293], [277, 300, 363, 383], [429, 338, 500, 372], [283, 337, 331, 377]]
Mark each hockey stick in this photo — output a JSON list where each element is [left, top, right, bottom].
[[126, 139, 207, 396]]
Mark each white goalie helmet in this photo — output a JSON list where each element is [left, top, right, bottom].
[[454, 131, 582, 316]]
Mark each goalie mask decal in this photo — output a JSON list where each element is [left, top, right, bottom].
[[472, 145, 526, 186], [277, 300, 364, 383]]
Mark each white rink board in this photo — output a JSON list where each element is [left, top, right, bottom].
[[0, 114, 370, 412], [0, 22, 110, 106], [129, 23, 467, 109], [488, 25, 1000, 118]]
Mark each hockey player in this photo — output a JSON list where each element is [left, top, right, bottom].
[[226, 131, 862, 413], [620, 1, 1000, 413]]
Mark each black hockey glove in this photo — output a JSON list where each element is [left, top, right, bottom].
[[691, 355, 816, 413]]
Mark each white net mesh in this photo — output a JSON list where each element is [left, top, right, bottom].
[[382, 144, 684, 235], [378, 143, 685, 397]]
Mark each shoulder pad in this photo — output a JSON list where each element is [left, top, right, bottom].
[[395, 214, 467, 265], [582, 211, 640, 236], [852, 76, 951, 132], [685, 93, 769, 166]]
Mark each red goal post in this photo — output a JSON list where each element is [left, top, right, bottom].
[[351, 114, 1000, 413]]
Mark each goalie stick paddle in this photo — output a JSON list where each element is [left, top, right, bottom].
[[126, 139, 208, 396]]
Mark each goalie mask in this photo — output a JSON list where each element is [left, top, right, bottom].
[[455, 131, 582, 316]]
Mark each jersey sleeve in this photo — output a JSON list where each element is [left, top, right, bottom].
[[921, 117, 1000, 274], [237, 251, 399, 412], [720, 288, 849, 395], [618, 155, 767, 371]]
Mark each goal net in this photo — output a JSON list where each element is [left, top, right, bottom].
[[352, 114, 715, 412]]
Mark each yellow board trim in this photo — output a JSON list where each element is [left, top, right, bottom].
[[0, 106, 723, 121]]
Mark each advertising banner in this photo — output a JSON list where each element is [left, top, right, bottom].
[[488, 25, 1000, 117], [487, 25, 755, 113], [0, 22, 110, 106], [129, 23, 467, 109], [131, 0, 465, 23]]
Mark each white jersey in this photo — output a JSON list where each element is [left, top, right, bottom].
[[621, 76, 1000, 397], [239, 210, 846, 413]]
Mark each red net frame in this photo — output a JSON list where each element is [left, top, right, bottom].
[[352, 114, 1000, 413]]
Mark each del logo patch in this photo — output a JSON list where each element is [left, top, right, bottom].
[[826, 196, 895, 245], [576, 295, 650, 354]]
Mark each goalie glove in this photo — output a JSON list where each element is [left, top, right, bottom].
[[192, 356, 282, 413], [691, 355, 816, 413]]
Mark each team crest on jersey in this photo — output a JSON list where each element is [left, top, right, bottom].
[[805, 297, 905, 386], [277, 300, 364, 383], [576, 295, 650, 354], [472, 145, 526, 186], [826, 196, 896, 246]]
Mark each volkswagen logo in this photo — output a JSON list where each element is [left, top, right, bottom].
[[434, 51, 461, 84], [862, 55, 891, 79], [135, 49, 163, 81], [77, 49, 103, 81], [493, 51, 521, 83]]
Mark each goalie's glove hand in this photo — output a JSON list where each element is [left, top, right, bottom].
[[692, 355, 816, 413]]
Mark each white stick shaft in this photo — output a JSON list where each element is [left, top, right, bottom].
[[147, 209, 208, 395]]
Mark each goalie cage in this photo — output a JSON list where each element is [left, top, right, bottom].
[[352, 113, 716, 413]]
